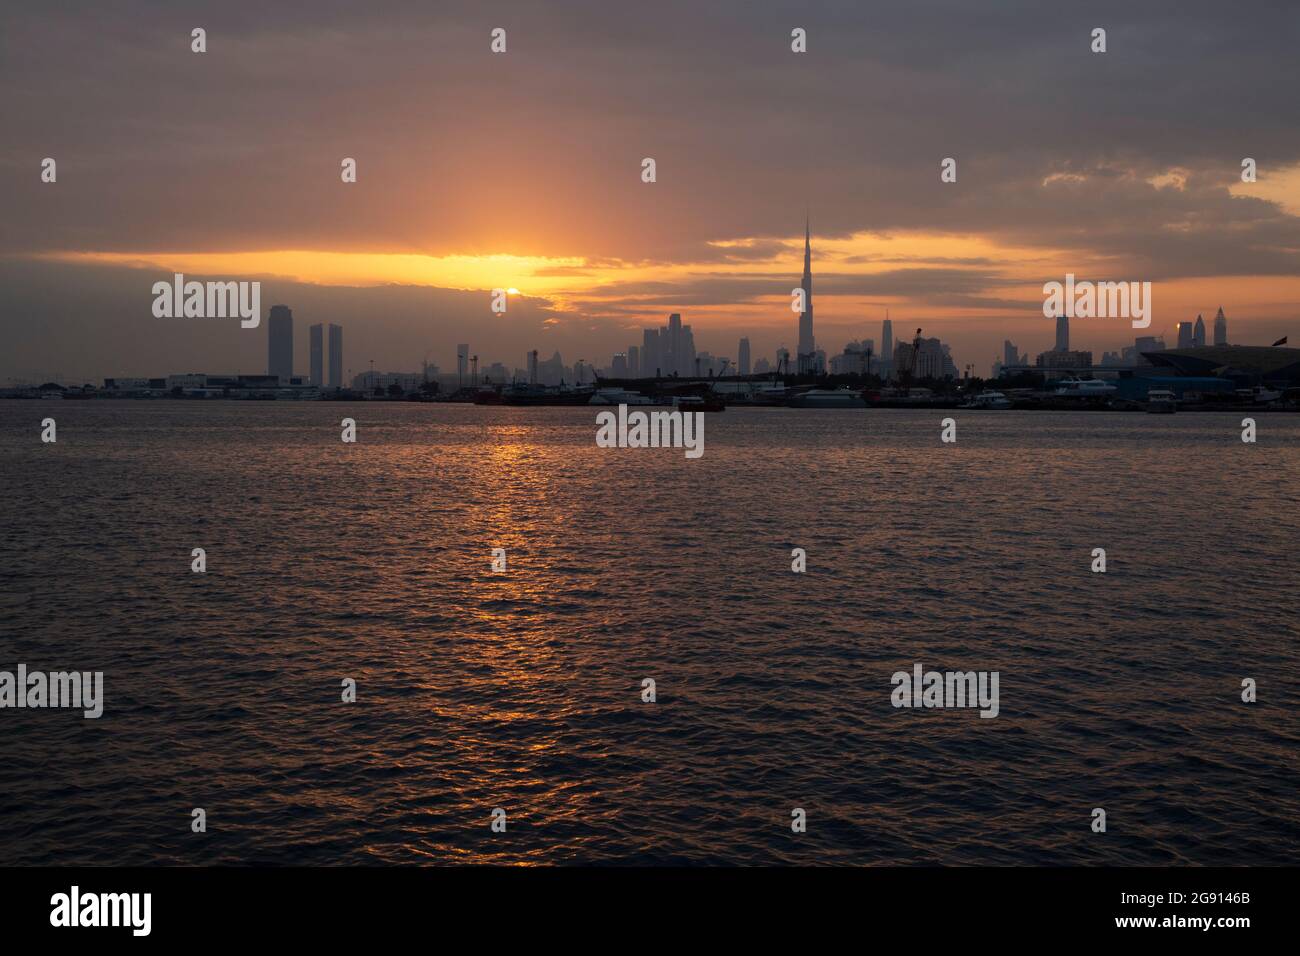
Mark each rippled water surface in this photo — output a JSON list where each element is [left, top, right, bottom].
[[1, 401, 1297, 865]]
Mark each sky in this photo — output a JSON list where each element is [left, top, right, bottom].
[[3, 0, 1299, 382]]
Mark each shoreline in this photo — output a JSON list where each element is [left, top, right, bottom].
[[2, 395, 1296, 413]]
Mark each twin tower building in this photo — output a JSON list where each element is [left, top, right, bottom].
[[266, 305, 343, 387]]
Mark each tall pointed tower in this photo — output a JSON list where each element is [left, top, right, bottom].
[[1213, 306, 1228, 346], [797, 215, 815, 370]]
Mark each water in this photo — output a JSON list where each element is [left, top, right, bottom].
[[1, 401, 1297, 865]]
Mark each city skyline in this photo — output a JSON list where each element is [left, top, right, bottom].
[[4, 2, 1300, 383], [0, 219, 1263, 387], [0, 291, 1247, 388], [2, 224, 1289, 386]]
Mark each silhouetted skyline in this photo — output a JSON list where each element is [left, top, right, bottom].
[[3, 1, 1298, 381]]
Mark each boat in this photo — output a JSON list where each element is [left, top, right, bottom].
[[1235, 386, 1283, 404], [499, 385, 596, 406], [1145, 387, 1177, 413], [1054, 378, 1117, 397], [786, 388, 867, 408], [671, 394, 725, 412], [588, 387, 658, 406], [719, 382, 789, 406], [961, 390, 1012, 409]]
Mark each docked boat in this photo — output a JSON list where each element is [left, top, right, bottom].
[[961, 390, 1013, 409], [786, 388, 866, 408], [719, 382, 790, 406], [671, 394, 725, 412], [589, 387, 658, 406], [1145, 387, 1177, 413], [497, 384, 595, 405], [1235, 386, 1283, 404], [1055, 378, 1117, 397]]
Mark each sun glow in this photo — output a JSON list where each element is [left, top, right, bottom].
[[33, 221, 1300, 335]]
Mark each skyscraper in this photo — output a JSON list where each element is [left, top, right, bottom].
[[642, 328, 660, 378], [267, 305, 293, 383], [1177, 321, 1194, 349], [913, 337, 947, 379], [893, 341, 915, 379], [309, 323, 323, 386], [667, 313, 682, 375], [882, 315, 893, 375], [1055, 314, 1069, 352], [680, 323, 696, 377], [738, 337, 751, 376], [628, 345, 640, 377], [328, 324, 343, 387], [1193, 313, 1206, 347], [797, 216, 815, 371], [1213, 306, 1228, 345]]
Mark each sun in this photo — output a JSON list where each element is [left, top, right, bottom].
[[507, 287, 520, 295]]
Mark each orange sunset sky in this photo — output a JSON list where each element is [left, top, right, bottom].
[[3, 1, 1298, 380]]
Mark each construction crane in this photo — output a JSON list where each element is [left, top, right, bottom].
[[899, 328, 923, 384]]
